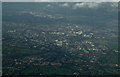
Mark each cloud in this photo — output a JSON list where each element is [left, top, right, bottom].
[[110, 3, 118, 7], [73, 3, 101, 9], [59, 3, 69, 7], [35, 0, 50, 1], [47, 4, 51, 7], [72, 2, 118, 9]]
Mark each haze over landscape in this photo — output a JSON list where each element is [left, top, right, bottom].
[[2, 2, 119, 75]]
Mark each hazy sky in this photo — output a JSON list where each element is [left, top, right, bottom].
[[2, 0, 119, 2], [35, 0, 119, 2], [3, 0, 35, 1]]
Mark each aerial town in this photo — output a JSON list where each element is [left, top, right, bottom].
[[2, 2, 119, 75]]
